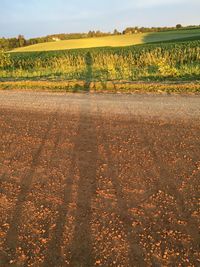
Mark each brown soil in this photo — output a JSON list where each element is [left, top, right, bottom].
[[0, 91, 200, 266]]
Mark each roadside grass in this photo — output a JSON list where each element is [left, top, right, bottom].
[[0, 80, 200, 94]]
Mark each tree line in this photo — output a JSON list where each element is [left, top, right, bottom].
[[1, 24, 199, 51]]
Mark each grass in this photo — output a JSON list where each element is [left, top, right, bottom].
[[12, 28, 200, 52], [0, 80, 200, 94]]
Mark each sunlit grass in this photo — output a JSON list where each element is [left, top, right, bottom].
[[0, 80, 199, 94]]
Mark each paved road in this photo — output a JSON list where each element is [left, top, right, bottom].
[[0, 91, 200, 266]]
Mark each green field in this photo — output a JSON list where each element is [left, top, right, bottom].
[[12, 28, 200, 52], [1, 40, 199, 82], [0, 28, 199, 89]]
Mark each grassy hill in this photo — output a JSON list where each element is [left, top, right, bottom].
[[12, 28, 200, 52]]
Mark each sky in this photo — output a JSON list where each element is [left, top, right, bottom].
[[0, 0, 199, 38]]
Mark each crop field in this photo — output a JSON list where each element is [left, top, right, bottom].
[[12, 28, 200, 52], [1, 39, 200, 85], [0, 91, 200, 266]]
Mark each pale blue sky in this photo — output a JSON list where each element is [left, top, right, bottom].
[[0, 0, 199, 38]]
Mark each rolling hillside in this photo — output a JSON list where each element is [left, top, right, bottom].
[[12, 28, 200, 52]]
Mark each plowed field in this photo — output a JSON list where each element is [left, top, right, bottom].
[[0, 91, 200, 266]]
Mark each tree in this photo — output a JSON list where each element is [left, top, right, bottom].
[[113, 29, 120, 35], [0, 38, 9, 50], [88, 31, 93, 37], [176, 24, 182, 29], [18, 35, 26, 47]]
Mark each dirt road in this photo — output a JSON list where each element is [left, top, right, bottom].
[[0, 91, 200, 266]]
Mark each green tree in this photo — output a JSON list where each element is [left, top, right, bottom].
[[18, 35, 26, 47], [113, 29, 120, 35], [176, 24, 182, 29]]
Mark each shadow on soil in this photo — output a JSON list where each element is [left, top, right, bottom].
[[96, 108, 146, 266], [41, 125, 75, 267], [43, 102, 98, 266], [2, 113, 57, 265], [69, 106, 98, 266]]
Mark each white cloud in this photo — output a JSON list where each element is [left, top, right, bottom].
[[131, 0, 198, 8]]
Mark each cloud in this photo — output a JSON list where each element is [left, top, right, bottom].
[[132, 0, 197, 8]]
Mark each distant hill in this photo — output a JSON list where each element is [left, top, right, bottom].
[[12, 28, 200, 53]]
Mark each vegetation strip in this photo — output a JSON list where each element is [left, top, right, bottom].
[[0, 80, 200, 94]]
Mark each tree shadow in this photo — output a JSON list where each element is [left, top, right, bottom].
[[136, 119, 200, 237], [96, 110, 146, 266], [2, 113, 57, 265], [42, 126, 75, 267], [69, 104, 98, 266], [84, 52, 93, 92], [125, 106, 200, 253], [139, 73, 200, 83], [142, 32, 200, 45], [42, 103, 98, 266]]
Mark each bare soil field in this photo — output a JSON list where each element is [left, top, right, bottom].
[[0, 91, 200, 266]]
